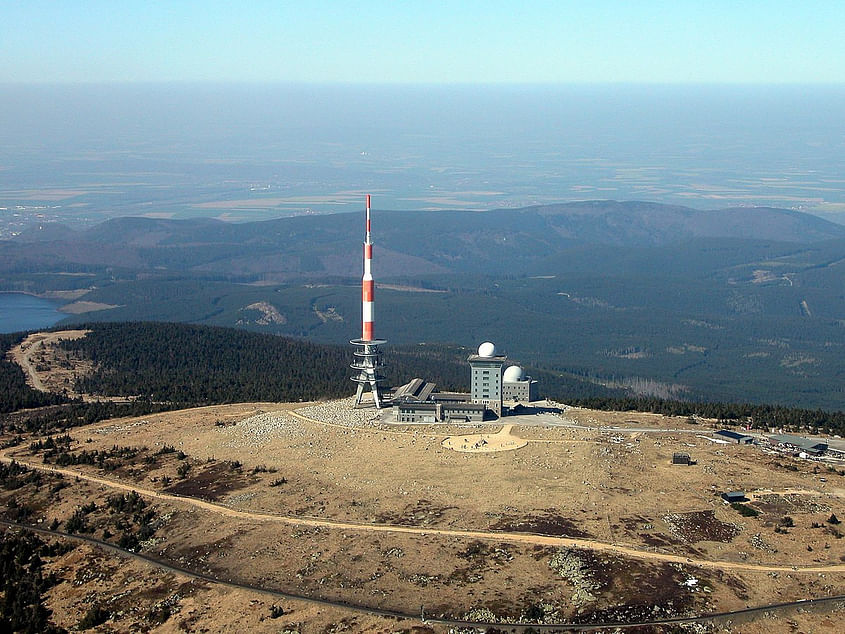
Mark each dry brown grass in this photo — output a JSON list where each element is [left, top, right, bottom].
[[3, 334, 844, 630], [2, 398, 843, 631]]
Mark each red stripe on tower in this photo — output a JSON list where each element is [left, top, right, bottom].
[[361, 194, 375, 341]]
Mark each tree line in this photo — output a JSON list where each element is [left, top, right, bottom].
[[1, 400, 179, 437], [59, 322, 478, 405], [3, 321, 843, 436], [566, 396, 845, 435]]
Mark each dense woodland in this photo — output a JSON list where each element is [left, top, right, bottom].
[[4, 203, 845, 409], [1, 322, 844, 436], [59, 322, 629, 404], [62, 322, 354, 403], [57, 322, 845, 435], [0, 333, 69, 413], [57, 268, 845, 410], [60, 322, 472, 403]]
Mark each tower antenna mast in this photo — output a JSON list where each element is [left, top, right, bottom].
[[350, 194, 386, 407]]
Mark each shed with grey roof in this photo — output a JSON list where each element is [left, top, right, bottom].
[[715, 430, 754, 444]]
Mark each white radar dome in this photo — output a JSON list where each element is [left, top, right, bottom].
[[503, 365, 524, 382], [477, 341, 497, 357]]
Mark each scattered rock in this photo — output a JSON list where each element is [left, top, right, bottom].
[[549, 548, 599, 607]]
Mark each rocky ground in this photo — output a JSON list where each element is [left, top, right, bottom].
[[2, 396, 845, 632]]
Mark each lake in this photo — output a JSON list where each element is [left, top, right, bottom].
[[0, 293, 64, 334]]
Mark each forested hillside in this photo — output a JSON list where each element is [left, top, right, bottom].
[[61, 322, 360, 403], [54, 323, 845, 433], [5, 202, 844, 281], [2, 322, 845, 435], [59, 322, 472, 403], [2, 201, 844, 410], [58, 322, 623, 405], [0, 333, 69, 413], [51, 272, 845, 410]]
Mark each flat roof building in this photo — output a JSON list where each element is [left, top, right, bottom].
[[431, 392, 471, 404], [715, 430, 755, 444], [768, 434, 828, 456], [388, 341, 540, 423], [392, 401, 485, 423]]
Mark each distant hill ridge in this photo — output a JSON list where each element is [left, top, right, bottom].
[[26, 200, 845, 244], [4, 201, 844, 411], [521, 201, 845, 244], [5, 201, 845, 279]]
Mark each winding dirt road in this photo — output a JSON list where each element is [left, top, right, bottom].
[[3, 447, 845, 575], [9, 329, 89, 393]]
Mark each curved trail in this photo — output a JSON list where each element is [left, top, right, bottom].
[[3, 521, 845, 632], [11, 332, 52, 391], [3, 449, 845, 575], [8, 329, 110, 402], [10, 329, 90, 392]]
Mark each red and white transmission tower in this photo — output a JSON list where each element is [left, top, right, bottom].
[[350, 194, 386, 407]]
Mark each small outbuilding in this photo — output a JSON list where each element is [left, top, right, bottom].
[[722, 491, 747, 503], [672, 452, 692, 465]]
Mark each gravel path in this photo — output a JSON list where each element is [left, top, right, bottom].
[[4, 446, 845, 575]]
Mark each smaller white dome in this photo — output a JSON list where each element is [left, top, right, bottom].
[[477, 341, 496, 357], [503, 365, 524, 382]]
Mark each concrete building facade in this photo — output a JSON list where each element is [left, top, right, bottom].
[[468, 342, 506, 416], [501, 365, 539, 403], [393, 401, 485, 423]]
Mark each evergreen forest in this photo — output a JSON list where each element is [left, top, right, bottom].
[[2, 322, 844, 436]]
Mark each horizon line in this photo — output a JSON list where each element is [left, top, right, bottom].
[[2, 80, 845, 88]]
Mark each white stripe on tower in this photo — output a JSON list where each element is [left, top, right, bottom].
[[362, 194, 375, 341]]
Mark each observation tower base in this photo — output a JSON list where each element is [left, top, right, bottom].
[[350, 338, 387, 408]]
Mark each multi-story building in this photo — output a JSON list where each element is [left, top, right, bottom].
[[468, 341, 506, 416]]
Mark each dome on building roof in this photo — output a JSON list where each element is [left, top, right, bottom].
[[503, 365, 524, 382], [477, 341, 496, 357]]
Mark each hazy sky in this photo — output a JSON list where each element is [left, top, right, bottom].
[[2, 1, 844, 84]]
